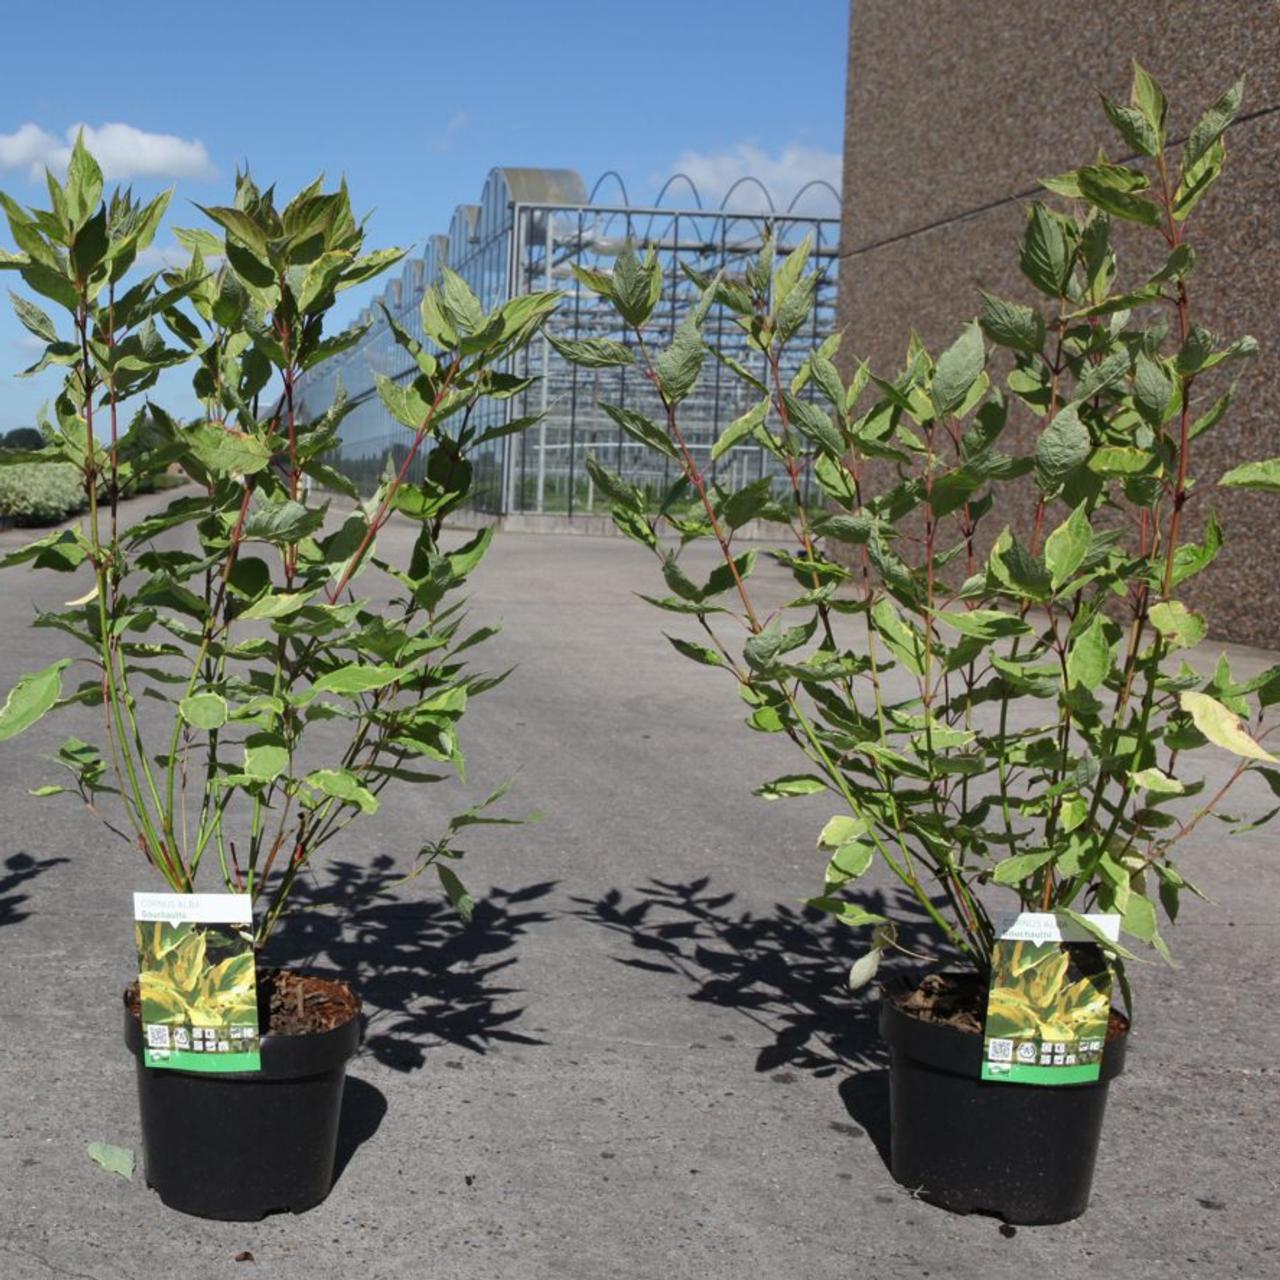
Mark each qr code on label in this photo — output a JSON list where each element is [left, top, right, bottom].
[[987, 1037, 1013, 1063], [145, 1024, 171, 1049]]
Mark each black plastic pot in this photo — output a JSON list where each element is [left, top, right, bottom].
[[122, 979, 361, 1220], [879, 983, 1127, 1225]]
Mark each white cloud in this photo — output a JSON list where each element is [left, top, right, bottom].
[[134, 242, 200, 271], [0, 122, 215, 182], [664, 142, 842, 213], [431, 110, 468, 154]]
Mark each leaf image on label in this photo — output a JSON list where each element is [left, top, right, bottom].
[[981, 911, 1116, 1086], [134, 894, 261, 1073]]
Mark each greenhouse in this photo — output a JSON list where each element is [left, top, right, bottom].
[[295, 166, 841, 515]]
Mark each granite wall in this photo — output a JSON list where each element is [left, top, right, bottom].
[[836, 0, 1280, 646]]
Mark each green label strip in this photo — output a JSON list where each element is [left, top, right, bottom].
[[143, 1048, 262, 1073]]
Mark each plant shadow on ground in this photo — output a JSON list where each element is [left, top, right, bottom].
[[571, 877, 945, 1166], [0, 852, 69, 929], [269, 854, 558, 1072]]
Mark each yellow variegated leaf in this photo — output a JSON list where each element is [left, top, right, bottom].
[[165, 928, 207, 994], [1181, 691, 1277, 762], [139, 976, 191, 1024]]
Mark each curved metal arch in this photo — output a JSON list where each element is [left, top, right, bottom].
[[785, 178, 842, 213], [588, 169, 630, 206], [641, 172, 706, 247], [653, 172, 703, 209], [718, 175, 775, 213]]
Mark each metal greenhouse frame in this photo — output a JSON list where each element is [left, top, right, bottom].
[[296, 167, 841, 517]]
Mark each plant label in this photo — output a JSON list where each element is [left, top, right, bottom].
[[134, 893, 261, 1073], [980, 911, 1119, 1085]]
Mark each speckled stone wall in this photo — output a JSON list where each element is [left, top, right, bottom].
[[836, 0, 1280, 646]]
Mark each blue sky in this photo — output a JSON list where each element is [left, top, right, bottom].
[[0, 0, 849, 427]]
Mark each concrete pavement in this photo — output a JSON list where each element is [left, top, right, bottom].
[[1, 498, 1277, 1279]]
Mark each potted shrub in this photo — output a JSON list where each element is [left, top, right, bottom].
[[0, 140, 557, 1219], [551, 66, 1272, 1222]]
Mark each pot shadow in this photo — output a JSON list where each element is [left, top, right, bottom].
[[267, 854, 557, 1072], [332, 1075, 389, 1186], [0, 852, 69, 929], [570, 876, 946, 1167]]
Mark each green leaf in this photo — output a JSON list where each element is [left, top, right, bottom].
[[375, 372, 431, 430], [1174, 136, 1225, 221], [774, 233, 812, 307], [1066, 614, 1111, 690], [612, 507, 657, 549], [656, 316, 704, 403], [436, 863, 475, 922], [665, 635, 723, 667], [600, 402, 678, 461], [439, 267, 485, 335], [186, 424, 271, 476], [979, 293, 1044, 355], [1089, 446, 1154, 476], [783, 391, 844, 457], [1035, 404, 1091, 492], [18, 261, 78, 312], [989, 528, 1052, 601], [0, 660, 69, 741], [312, 664, 403, 697], [870, 598, 925, 675], [242, 493, 326, 545], [1149, 601, 1207, 651], [1044, 502, 1092, 590], [991, 848, 1056, 886], [930, 321, 985, 417], [584, 454, 644, 512], [1181, 691, 1276, 762], [720, 476, 773, 530], [817, 815, 866, 849], [611, 243, 663, 328], [86, 1142, 133, 1181], [66, 133, 104, 225], [242, 732, 290, 782], [1062, 910, 1139, 960], [1133, 353, 1174, 425], [1219, 459, 1280, 492], [307, 767, 378, 814], [1183, 77, 1244, 173], [824, 840, 874, 887], [198, 203, 271, 258], [1130, 60, 1168, 148], [1170, 513, 1222, 587], [178, 692, 228, 731], [754, 774, 828, 799], [1132, 767, 1184, 795], [1100, 95, 1159, 157], [238, 590, 313, 621], [704, 550, 755, 599], [1020, 205, 1072, 296], [1122, 894, 1159, 945], [805, 898, 888, 928], [1069, 347, 1130, 405], [9, 290, 57, 343], [544, 332, 633, 368], [1077, 165, 1164, 226], [420, 287, 458, 347], [935, 608, 1030, 639], [710, 398, 768, 462], [818, 513, 875, 545]]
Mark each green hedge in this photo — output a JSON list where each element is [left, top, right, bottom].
[[0, 460, 86, 526]]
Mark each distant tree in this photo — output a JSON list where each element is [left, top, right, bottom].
[[1, 427, 44, 451]]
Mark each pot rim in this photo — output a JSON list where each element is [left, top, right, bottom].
[[123, 967, 363, 1081], [878, 970, 1129, 1085]]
